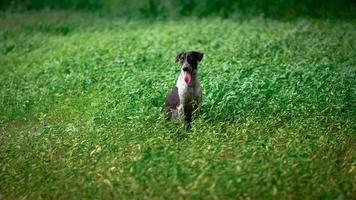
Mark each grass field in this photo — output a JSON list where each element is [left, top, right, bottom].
[[0, 10, 355, 199]]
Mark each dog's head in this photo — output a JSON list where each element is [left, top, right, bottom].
[[175, 51, 204, 84]]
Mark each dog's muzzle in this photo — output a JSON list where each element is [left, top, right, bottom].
[[182, 63, 191, 72]]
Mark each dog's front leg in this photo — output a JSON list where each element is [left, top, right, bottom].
[[193, 90, 202, 114], [177, 86, 186, 119], [177, 104, 184, 117]]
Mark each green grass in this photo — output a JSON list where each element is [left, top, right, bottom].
[[0, 10, 355, 199]]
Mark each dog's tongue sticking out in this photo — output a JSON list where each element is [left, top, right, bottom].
[[184, 71, 191, 84]]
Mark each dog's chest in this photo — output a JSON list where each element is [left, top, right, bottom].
[[179, 86, 195, 102], [177, 82, 200, 104]]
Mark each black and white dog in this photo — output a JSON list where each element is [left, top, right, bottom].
[[165, 51, 204, 124]]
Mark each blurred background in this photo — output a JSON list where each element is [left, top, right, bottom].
[[1, 0, 355, 19]]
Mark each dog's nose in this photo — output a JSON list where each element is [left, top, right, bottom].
[[182, 66, 189, 71]]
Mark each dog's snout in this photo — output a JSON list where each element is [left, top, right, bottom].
[[182, 66, 189, 71]]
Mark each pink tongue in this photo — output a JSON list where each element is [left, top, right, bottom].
[[184, 72, 191, 84]]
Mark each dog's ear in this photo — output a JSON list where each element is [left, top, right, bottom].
[[193, 51, 204, 62], [175, 52, 183, 62]]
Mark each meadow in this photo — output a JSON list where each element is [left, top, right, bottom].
[[0, 9, 355, 199]]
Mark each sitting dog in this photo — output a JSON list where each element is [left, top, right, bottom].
[[165, 51, 204, 124]]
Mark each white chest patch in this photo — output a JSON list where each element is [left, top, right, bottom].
[[175, 72, 201, 116]]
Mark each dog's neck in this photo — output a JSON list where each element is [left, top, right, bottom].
[[176, 71, 198, 88]]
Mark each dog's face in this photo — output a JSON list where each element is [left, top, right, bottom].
[[176, 51, 204, 84]]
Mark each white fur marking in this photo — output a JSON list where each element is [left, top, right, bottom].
[[175, 70, 201, 119]]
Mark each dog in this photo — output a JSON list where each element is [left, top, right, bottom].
[[165, 51, 204, 124]]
